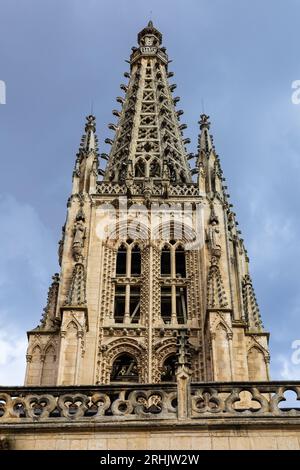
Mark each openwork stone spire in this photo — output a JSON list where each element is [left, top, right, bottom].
[[104, 21, 192, 184]]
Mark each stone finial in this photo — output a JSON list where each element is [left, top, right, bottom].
[[79, 114, 98, 153], [199, 114, 211, 130], [137, 21, 162, 46]]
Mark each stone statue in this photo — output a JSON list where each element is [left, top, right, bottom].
[[72, 217, 85, 261]]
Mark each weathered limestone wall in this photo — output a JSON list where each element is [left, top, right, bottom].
[[2, 426, 300, 450]]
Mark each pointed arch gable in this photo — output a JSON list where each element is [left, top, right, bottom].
[[247, 346, 268, 381]]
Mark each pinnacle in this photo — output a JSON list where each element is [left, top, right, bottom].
[[198, 114, 214, 155], [79, 114, 98, 153], [199, 114, 211, 130], [85, 114, 96, 133]]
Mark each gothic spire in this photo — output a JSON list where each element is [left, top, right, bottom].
[[103, 22, 192, 184]]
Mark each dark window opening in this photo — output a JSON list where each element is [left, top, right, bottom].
[[116, 245, 127, 276], [161, 355, 177, 382], [114, 285, 126, 323], [161, 246, 171, 276], [150, 159, 160, 177], [131, 245, 141, 276], [180, 171, 186, 183], [111, 354, 138, 382], [161, 286, 172, 324], [175, 246, 186, 278], [211, 172, 216, 192], [130, 286, 140, 323], [176, 286, 187, 324], [135, 160, 145, 177]]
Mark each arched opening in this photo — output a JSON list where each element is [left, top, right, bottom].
[[161, 245, 171, 276], [135, 159, 145, 177], [175, 245, 186, 278], [131, 245, 141, 276], [116, 244, 127, 276], [62, 321, 78, 385], [214, 324, 231, 381], [110, 353, 138, 382], [41, 345, 56, 385], [149, 159, 160, 177], [161, 355, 177, 382], [247, 347, 267, 381], [179, 170, 186, 183], [27, 345, 42, 386]]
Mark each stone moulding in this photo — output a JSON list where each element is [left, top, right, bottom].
[[0, 381, 299, 428]]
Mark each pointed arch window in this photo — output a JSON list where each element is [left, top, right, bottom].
[[160, 242, 188, 325], [131, 245, 141, 276], [175, 245, 186, 278], [135, 159, 145, 177], [116, 244, 127, 276], [150, 159, 160, 177], [111, 353, 138, 382], [114, 241, 141, 324], [161, 245, 171, 276], [161, 355, 177, 382]]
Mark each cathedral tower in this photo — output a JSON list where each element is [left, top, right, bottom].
[[25, 22, 270, 387]]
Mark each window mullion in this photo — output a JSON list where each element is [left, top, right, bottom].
[[171, 283, 177, 324], [127, 247, 132, 277], [124, 284, 131, 323]]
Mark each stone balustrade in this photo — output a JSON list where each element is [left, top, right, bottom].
[[0, 381, 299, 425]]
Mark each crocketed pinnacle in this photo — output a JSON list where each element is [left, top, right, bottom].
[[66, 263, 87, 306], [198, 114, 214, 155], [79, 115, 99, 153], [207, 258, 228, 309], [242, 274, 264, 331]]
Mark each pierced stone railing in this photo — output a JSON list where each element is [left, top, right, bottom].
[[0, 384, 177, 422], [0, 381, 299, 425], [190, 382, 300, 419]]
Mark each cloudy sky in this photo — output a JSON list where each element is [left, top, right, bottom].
[[0, 0, 300, 385]]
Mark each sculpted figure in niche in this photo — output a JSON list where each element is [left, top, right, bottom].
[[72, 212, 86, 262]]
